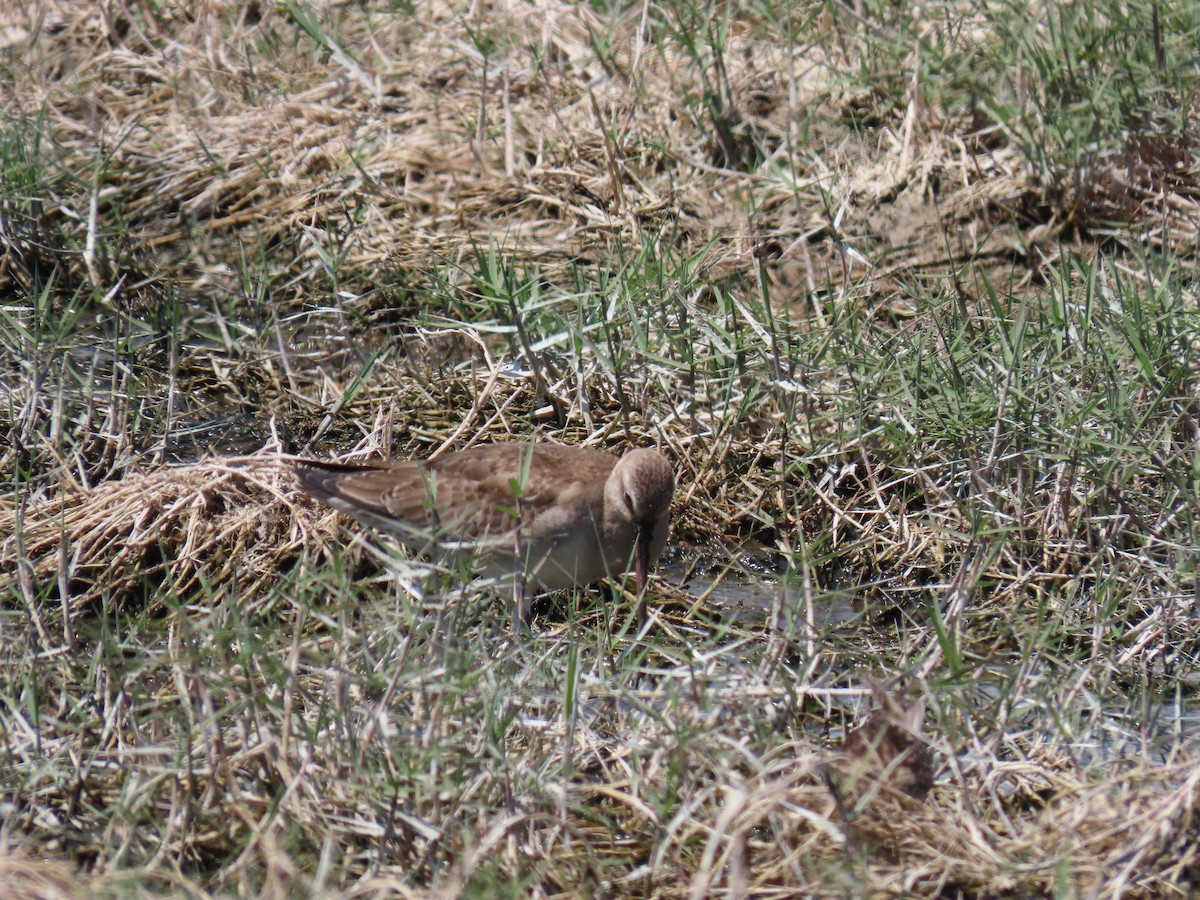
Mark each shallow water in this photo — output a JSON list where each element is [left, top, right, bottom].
[[665, 558, 863, 629], [664, 558, 1200, 765]]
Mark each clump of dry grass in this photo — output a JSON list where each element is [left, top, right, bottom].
[[3, 457, 302, 616], [4, 0, 1198, 318], [0, 854, 87, 900]]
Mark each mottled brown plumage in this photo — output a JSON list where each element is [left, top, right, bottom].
[[291, 442, 675, 625], [837, 682, 934, 802]]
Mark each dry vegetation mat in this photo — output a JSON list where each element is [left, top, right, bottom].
[[4, 1, 1200, 897]]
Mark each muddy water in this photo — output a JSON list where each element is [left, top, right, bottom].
[[666, 560, 1200, 760], [666, 559, 862, 629]]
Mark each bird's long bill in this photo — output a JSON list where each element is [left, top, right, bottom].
[[634, 532, 651, 594]]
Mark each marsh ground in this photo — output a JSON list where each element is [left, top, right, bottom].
[[3, 1, 1200, 896]]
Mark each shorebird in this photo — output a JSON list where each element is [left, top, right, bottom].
[[291, 442, 675, 627], [833, 679, 933, 803]]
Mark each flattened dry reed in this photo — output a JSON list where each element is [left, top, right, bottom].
[[3, 458, 303, 614]]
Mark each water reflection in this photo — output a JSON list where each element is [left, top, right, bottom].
[[665, 558, 862, 628]]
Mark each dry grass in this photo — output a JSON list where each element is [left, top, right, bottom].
[[3, 0, 1200, 896], [5, 457, 298, 615]]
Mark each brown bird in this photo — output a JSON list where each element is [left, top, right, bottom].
[[836, 680, 934, 803], [290, 442, 675, 627]]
